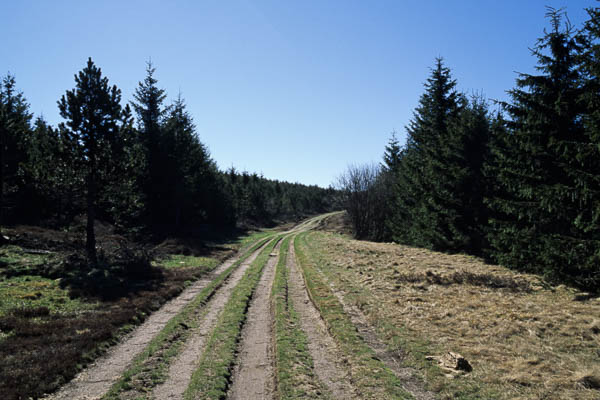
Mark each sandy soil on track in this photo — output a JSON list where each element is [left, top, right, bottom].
[[151, 240, 270, 399], [226, 240, 282, 400], [43, 245, 259, 400], [287, 240, 357, 399]]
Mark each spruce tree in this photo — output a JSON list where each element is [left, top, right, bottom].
[[58, 58, 125, 265], [132, 60, 168, 230], [391, 58, 465, 250], [487, 9, 597, 286], [0, 74, 32, 236], [20, 117, 61, 222], [382, 131, 402, 173], [448, 95, 492, 253]]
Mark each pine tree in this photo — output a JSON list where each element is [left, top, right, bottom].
[[100, 104, 145, 231], [58, 58, 126, 265], [487, 9, 597, 286], [161, 94, 227, 232]]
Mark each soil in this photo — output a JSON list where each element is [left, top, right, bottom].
[[286, 240, 357, 399], [226, 240, 282, 400], [151, 240, 270, 399], [42, 244, 258, 400]]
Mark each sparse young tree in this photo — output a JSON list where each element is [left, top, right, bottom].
[[58, 58, 126, 265]]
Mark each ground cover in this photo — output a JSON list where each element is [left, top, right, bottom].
[[295, 232, 413, 400], [302, 229, 600, 400], [0, 227, 270, 400]]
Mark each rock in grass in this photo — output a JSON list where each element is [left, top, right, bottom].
[[577, 374, 600, 390], [426, 351, 472, 373]]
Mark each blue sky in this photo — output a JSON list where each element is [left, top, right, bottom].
[[2, 1, 596, 187]]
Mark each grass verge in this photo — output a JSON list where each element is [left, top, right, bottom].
[[271, 236, 330, 400], [302, 230, 600, 400], [294, 233, 412, 400], [184, 236, 282, 400], [102, 235, 274, 399], [155, 254, 220, 270]]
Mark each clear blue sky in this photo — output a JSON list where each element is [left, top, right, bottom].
[[2, 1, 596, 187]]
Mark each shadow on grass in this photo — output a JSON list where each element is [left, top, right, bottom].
[[0, 243, 213, 400]]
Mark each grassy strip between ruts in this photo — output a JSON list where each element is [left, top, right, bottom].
[[294, 233, 413, 400], [102, 235, 274, 399], [184, 235, 282, 400], [271, 236, 331, 400]]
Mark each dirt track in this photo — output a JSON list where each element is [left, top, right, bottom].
[[226, 240, 281, 399], [43, 242, 261, 400], [286, 240, 356, 399], [43, 213, 434, 400], [328, 280, 435, 400], [152, 241, 270, 399]]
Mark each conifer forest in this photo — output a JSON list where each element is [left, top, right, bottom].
[[338, 7, 600, 291], [1, 4, 600, 400]]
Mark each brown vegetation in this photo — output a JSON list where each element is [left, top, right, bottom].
[[0, 224, 228, 400], [304, 229, 600, 399]]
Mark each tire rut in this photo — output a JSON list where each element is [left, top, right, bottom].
[[151, 240, 270, 399], [43, 243, 261, 400], [327, 280, 435, 400], [287, 240, 357, 399], [226, 240, 282, 400]]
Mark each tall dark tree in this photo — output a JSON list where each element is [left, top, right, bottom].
[[132, 60, 168, 230], [0, 74, 32, 236], [487, 9, 598, 286], [58, 58, 126, 265], [162, 94, 219, 230], [99, 104, 145, 231], [390, 58, 466, 250], [18, 117, 62, 223], [448, 95, 492, 253]]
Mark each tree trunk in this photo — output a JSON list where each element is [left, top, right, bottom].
[[86, 169, 97, 266]]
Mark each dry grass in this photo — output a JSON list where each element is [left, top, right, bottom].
[[304, 231, 600, 400]]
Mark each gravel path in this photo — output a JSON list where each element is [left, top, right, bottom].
[[151, 240, 270, 399], [226, 240, 282, 400], [43, 245, 257, 400]]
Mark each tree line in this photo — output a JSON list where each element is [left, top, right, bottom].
[[0, 60, 337, 263], [338, 7, 600, 291]]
